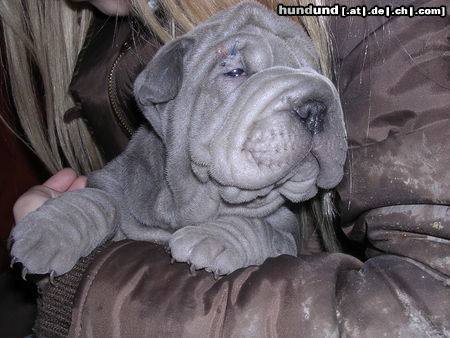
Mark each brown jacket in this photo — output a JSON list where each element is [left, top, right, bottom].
[[35, 1, 449, 336]]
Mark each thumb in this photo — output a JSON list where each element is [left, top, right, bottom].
[[43, 168, 78, 193]]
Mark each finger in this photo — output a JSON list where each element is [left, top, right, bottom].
[[43, 168, 78, 192], [13, 186, 59, 223], [68, 176, 87, 191]]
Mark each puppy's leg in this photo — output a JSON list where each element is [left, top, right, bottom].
[[169, 216, 297, 275], [10, 188, 117, 276]]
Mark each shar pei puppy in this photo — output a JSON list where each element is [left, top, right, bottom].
[[10, 1, 346, 277]]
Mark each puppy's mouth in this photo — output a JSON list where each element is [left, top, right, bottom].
[[243, 97, 327, 170], [242, 112, 310, 171], [214, 102, 326, 209]]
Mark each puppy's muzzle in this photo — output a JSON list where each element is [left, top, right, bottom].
[[209, 66, 343, 191]]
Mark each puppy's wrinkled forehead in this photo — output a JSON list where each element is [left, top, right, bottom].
[[189, 1, 320, 71]]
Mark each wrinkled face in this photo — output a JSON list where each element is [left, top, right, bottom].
[[186, 32, 346, 204], [134, 3, 347, 210]]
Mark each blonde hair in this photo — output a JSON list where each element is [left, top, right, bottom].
[[0, 1, 100, 174], [1, 0, 337, 251]]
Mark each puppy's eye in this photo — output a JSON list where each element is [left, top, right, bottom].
[[224, 68, 246, 77]]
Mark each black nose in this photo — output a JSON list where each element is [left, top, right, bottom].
[[294, 100, 327, 135]]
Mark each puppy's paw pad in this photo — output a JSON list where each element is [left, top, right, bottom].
[[10, 220, 81, 275]]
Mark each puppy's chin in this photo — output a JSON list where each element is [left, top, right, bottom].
[[214, 149, 319, 205]]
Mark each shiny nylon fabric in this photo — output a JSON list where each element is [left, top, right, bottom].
[[69, 239, 449, 337], [330, 0, 450, 285], [332, 0, 450, 228], [69, 241, 363, 337]]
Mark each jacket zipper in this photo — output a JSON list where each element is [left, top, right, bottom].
[[108, 41, 134, 137]]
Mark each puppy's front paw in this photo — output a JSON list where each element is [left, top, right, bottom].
[[169, 226, 242, 275], [10, 212, 83, 277]]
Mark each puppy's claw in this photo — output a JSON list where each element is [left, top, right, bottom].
[[213, 270, 220, 280], [170, 258, 175, 264], [21, 267, 28, 281], [189, 264, 197, 276], [49, 270, 56, 285], [10, 256, 18, 269]]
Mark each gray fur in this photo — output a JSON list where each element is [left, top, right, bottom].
[[10, 2, 346, 276]]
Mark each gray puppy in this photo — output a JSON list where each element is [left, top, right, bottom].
[[10, 2, 346, 277]]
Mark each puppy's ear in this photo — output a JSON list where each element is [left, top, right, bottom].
[[134, 37, 194, 105]]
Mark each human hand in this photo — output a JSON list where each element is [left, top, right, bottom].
[[13, 168, 87, 223]]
